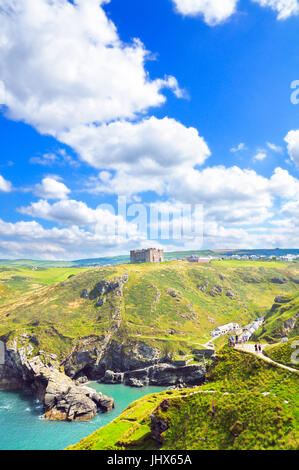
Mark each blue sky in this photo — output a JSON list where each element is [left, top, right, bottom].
[[0, 0, 299, 259]]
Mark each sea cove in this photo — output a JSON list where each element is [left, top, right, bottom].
[[0, 383, 167, 450]]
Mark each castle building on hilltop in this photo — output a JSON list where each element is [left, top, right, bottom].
[[130, 248, 164, 264]]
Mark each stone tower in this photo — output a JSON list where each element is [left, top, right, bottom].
[[130, 248, 164, 264]]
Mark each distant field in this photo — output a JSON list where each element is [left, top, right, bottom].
[[211, 260, 294, 268], [0, 266, 89, 285]]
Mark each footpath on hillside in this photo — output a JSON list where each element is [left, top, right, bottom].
[[235, 343, 299, 375]]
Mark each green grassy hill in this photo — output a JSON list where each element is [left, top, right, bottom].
[[264, 337, 299, 370], [0, 261, 298, 360], [68, 347, 299, 450]]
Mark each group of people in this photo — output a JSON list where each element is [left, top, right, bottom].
[[228, 335, 246, 347], [228, 336, 263, 354]]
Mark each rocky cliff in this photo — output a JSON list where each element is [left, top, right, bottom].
[[0, 340, 114, 422], [101, 362, 206, 388]]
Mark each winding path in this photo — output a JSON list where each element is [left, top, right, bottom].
[[235, 343, 299, 375]]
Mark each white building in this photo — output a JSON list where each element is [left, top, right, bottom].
[[239, 317, 264, 342], [211, 323, 240, 337]]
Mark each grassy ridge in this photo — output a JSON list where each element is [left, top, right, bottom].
[[264, 338, 299, 370], [69, 348, 299, 450], [0, 261, 298, 359], [255, 295, 299, 342]]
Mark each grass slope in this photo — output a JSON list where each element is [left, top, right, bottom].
[[264, 338, 299, 370], [255, 295, 299, 342], [69, 348, 299, 450], [0, 261, 298, 359]]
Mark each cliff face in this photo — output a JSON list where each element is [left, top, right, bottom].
[[0, 340, 114, 422], [101, 362, 206, 388], [0, 362, 24, 390], [62, 338, 163, 380]]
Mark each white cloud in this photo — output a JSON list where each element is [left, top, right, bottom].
[[0, 174, 12, 192], [252, 0, 299, 20], [169, 166, 272, 204], [0, 216, 150, 260], [285, 130, 299, 166], [30, 149, 79, 167], [280, 200, 299, 219], [230, 143, 247, 153], [203, 219, 299, 249], [19, 199, 139, 238], [254, 151, 267, 161], [267, 142, 283, 153], [0, 0, 182, 135], [172, 0, 299, 24], [166, 166, 299, 226], [269, 167, 299, 199], [172, 0, 238, 25], [2, 165, 299, 258], [33, 177, 71, 200], [60, 116, 211, 195]]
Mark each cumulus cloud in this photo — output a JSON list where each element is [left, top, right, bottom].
[[19, 199, 139, 238], [60, 116, 211, 195], [83, 161, 299, 232], [280, 200, 299, 218], [172, 0, 299, 24], [167, 166, 299, 226], [252, 0, 299, 20], [172, 0, 238, 25], [0, 174, 12, 192], [203, 220, 299, 249], [2, 164, 299, 258], [285, 130, 299, 166], [0, 0, 182, 135], [0, 216, 150, 260], [33, 177, 71, 200], [269, 167, 299, 199]]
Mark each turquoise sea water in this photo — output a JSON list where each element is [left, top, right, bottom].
[[0, 383, 167, 450]]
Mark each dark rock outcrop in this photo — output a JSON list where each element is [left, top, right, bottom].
[[150, 400, 171, 445], [89, 275, 129, 300], [101, 370, 124, 384], [81, 289, 89, 299], [122, 363, 206, 387], [192, 348, 215, 358], [63, 338, 162, 380], [270, 278, 288, 284], [209, 285, 223, 297], [280, 315, 299, 337], [274, 296, 291, 304], [127, 378, 144, 388], [226, 290, 236, 300], [166, 289, 182, 301], [198, 281, 209, 292], [96, 298, 106, 307]]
